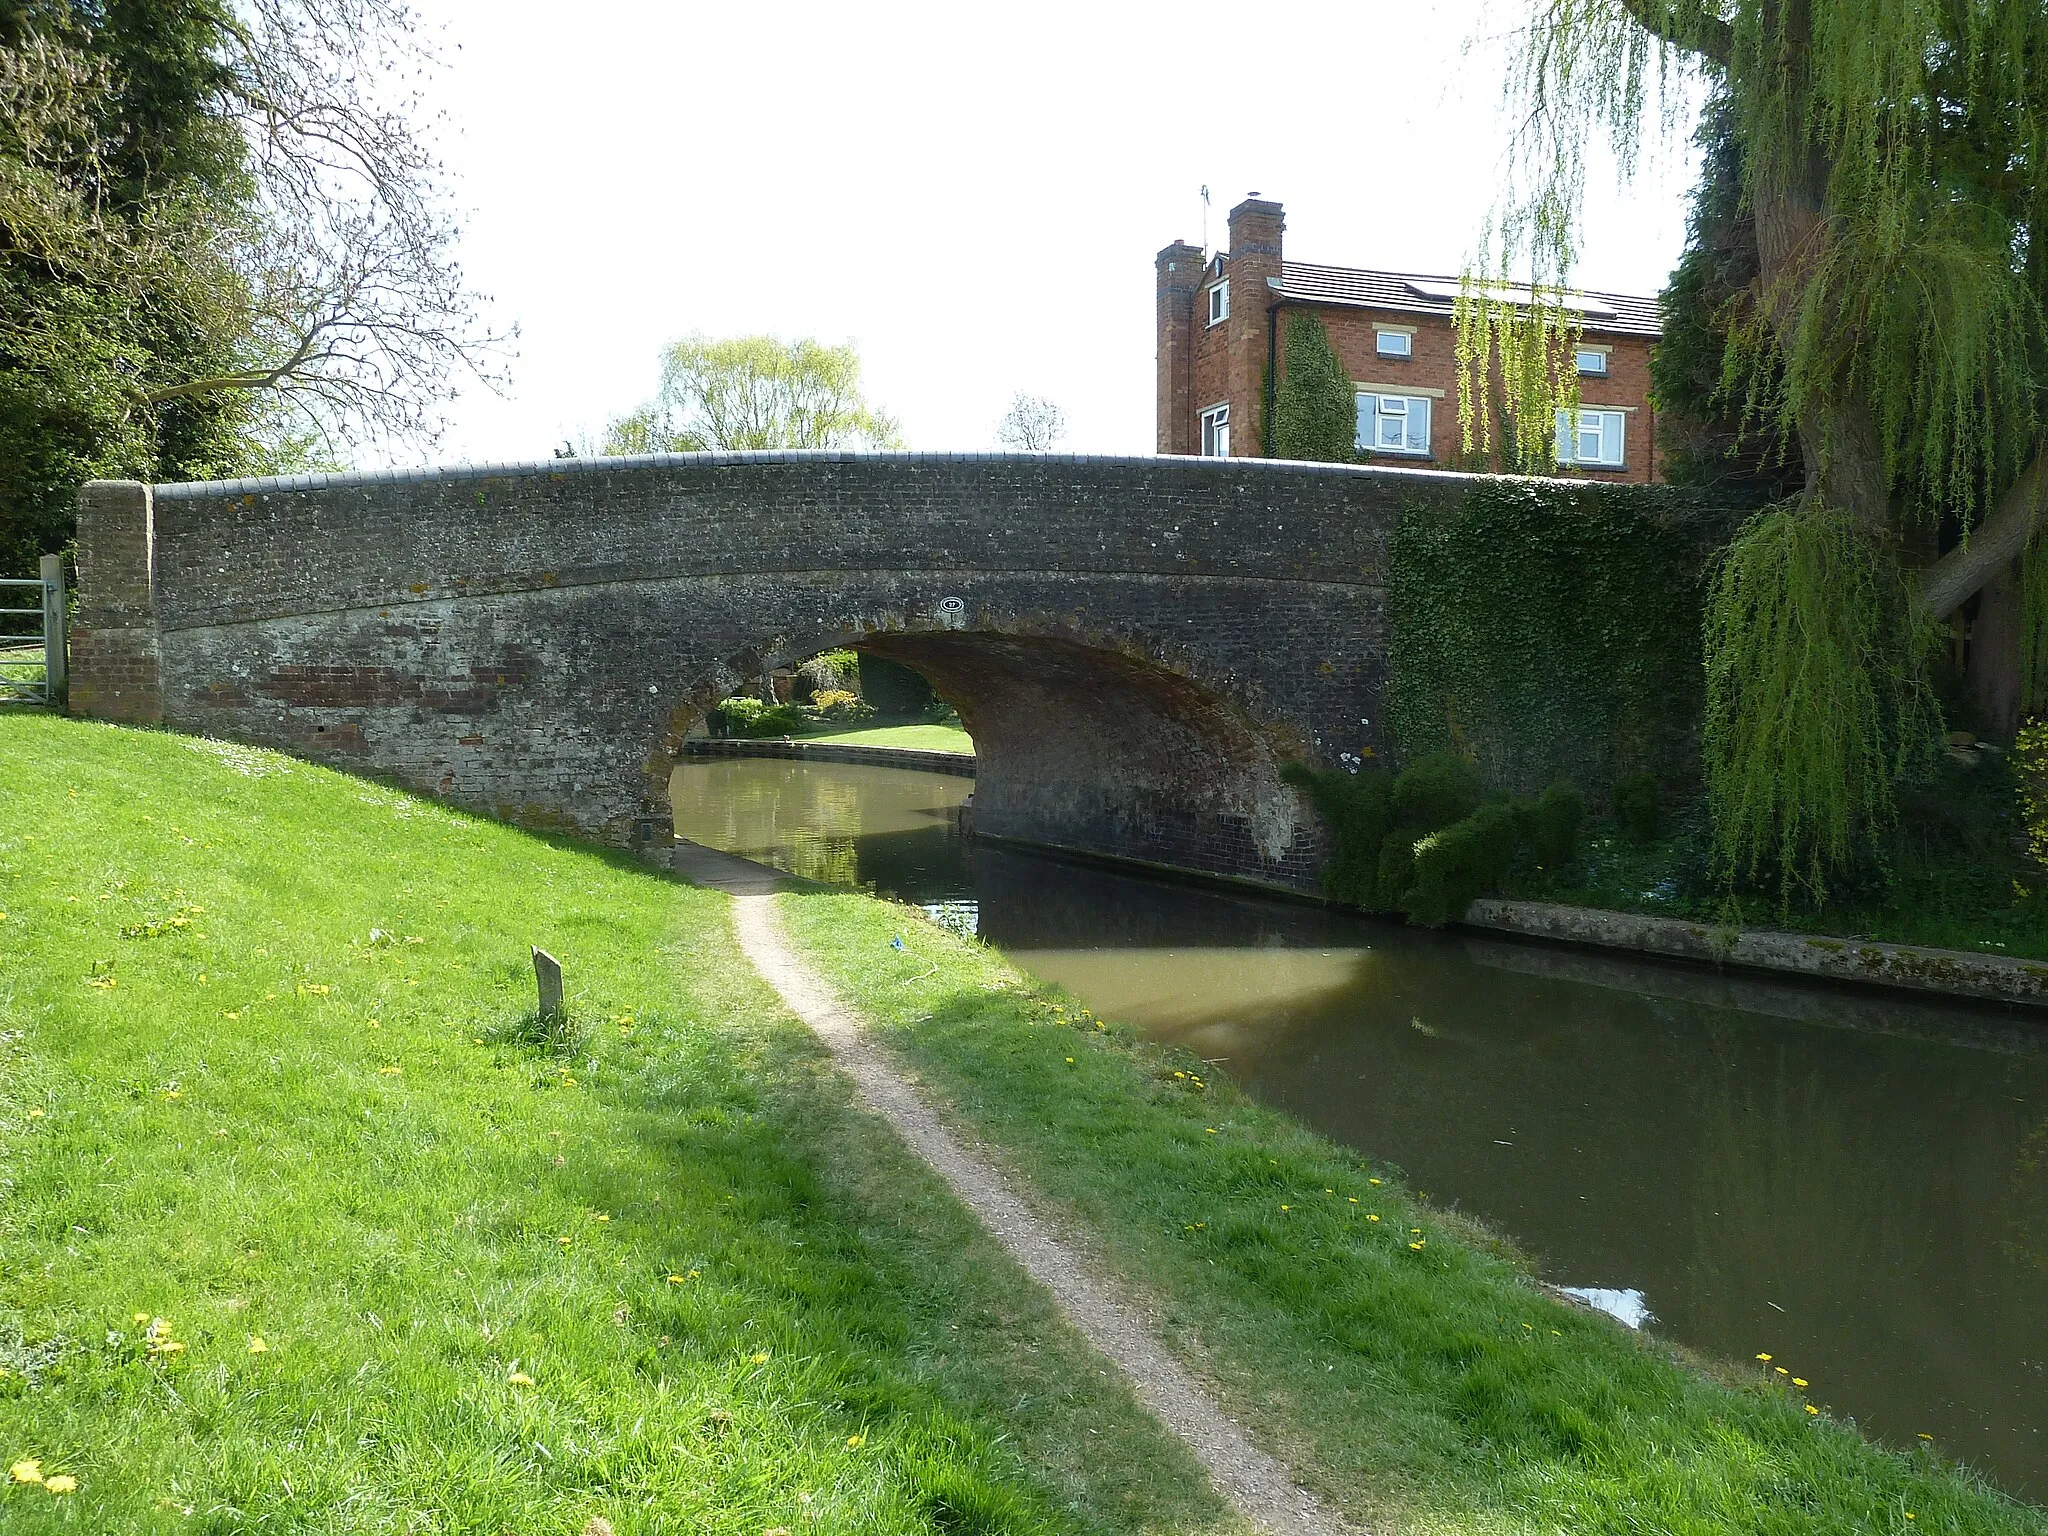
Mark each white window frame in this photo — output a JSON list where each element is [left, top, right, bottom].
[[1207, 280, 1230, 327], [1575, 345, 1610, 377], [1357, 392, 1432, 457], [1375, 327, 1414, 359], [1555, 407, 1627, 468], [1200, 402, 1231, 457]]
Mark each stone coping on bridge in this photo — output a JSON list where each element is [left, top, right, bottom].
[[145, 447, 1512, 501], [681, 737, 978, 778], [1464, 898, 2048, 1011]]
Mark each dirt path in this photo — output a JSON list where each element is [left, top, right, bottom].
[[718, 873, 1354, 1536]]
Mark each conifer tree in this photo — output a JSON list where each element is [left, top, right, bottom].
[[1271, 311, 1357, 463]]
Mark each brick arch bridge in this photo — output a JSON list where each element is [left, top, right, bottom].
[[69, 453, 1460, 892]]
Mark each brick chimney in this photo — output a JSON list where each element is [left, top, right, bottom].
[[1224, 196, 1284, 456], [1155, 240, 1203, 454]]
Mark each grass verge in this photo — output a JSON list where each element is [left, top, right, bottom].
[[0, 714, 1235, 1535], [796, 723, 974, 755], [778, 889, 2048, 1536]]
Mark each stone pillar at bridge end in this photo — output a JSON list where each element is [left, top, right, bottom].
[[70, 480, 164, 725]]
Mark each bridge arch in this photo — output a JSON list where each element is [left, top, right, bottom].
[[68, 453, 1436, 894], [656, 611, 1316, 883]]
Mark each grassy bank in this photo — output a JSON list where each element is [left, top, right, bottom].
[[0, 714, 1230, 1534], [779, 890, 2047, 1536], [795, 723, 974, 754]]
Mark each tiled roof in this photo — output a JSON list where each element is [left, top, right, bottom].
[[1271, 261, 1663, 338]]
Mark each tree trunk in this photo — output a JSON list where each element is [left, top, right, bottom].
[[1966, 559, 2026, 743], [1750, 144, 1897, 535]]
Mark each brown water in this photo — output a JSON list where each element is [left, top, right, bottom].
[[670, 757, 2048, 1498]]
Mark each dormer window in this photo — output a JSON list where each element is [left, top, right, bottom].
[[1207, 280, 1230, 326], [1375, 327, 1414, 359]]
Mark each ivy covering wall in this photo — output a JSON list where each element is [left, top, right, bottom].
[[1388, 481, 1742, 796]]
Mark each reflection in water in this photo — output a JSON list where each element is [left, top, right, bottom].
[[671, 759, 2048, 1498]]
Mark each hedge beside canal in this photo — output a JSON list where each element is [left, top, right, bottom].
[[780, 889, 2048, 1536]]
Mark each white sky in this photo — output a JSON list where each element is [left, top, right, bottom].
[[404, 0, 1703, 467]]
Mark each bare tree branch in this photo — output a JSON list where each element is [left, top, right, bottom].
[[1918, 446, 2048, 618]]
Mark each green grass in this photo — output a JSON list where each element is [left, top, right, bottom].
[[797, 723, 974, 754], [0, 714, 1235, 1535], [778, 889, 2048, 1536]]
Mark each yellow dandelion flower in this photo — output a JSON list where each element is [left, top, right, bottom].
[[1279, 1204, 1291, 1211], [1804, 1404, 1819, 1415], [1368, 1178, 1381, 1186], [688, 1268, 700, 1278], [1064, 1057, 1074, 1064], [1756, 1353, 1773, 1362], [1775, 1367, 1788, 1376], [247, 1336, 269, 1354], [1793, 1377, 1808, 1387], [1347, 1197, 1358, 1204], [750, 1351, 770, 1364], [1368, 1214, 1381, 1222], [377, 1066, 402, 1076], [1205, 1127, 1217, 1134], [133, 1312, 149, 1324], [845, 1434, 865, 1448], [1918, 1433, 1934, 1441], [557, 1236, 572, 1246], [10, 1459, 43, 1485], [1409, 1241, 1425, 1251], [508, 1371, 535, 1387], [592, 1213, 610, 1223], [26, 1109, 42, 1120], [43, 1475, 77, 1495], [666, 1274, 686, 1285]]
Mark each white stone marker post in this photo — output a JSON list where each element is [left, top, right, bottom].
[[531, 946, 564, 1023]]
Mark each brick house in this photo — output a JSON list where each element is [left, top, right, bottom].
[[1156, 195, 1665, 482]]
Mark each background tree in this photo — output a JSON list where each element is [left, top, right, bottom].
[[603, 335, 902, 454], [1271, 311, 1357, 463], [1471, 0, 2048, 901], [0, 0, 503, 578], [993, 393, 1065, 451], [1650, 96, 1801, 502]]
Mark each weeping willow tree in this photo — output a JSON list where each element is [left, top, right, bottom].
[[1466, 0, 2048, 903]]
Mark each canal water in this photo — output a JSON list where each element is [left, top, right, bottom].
[[670, 756, 2048, 1499]]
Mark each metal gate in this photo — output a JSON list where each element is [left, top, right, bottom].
[[0, 555, 66, 706]]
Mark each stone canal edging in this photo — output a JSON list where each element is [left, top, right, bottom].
[[1464, 898, 2048, 1010], [682, 737, 976, 777]]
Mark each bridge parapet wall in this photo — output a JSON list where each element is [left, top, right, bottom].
[[72, 452, 1469, 890]]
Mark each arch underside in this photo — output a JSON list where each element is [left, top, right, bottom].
[[677, 628, 1325, 891]]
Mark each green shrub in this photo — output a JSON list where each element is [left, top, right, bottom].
[[1613, 773, 1660, 842], [1271, 310, 1358, 462], [1518, 781, 1585, 868], [811, 688, 875, 723], [1377, 825, 1430, 912], [1393, 752, 1482, 831], [1279, 762, 1395, 907], [709, 696, 808, 738], [797, 649, 862, 700], [1404, 801, 1521, 926]]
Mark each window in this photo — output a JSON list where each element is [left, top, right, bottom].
[[1357, 392, 1432, 455], [1575, 347, 1609, 376], [1207, 281, 1230, 326], [1375, 329, 1413, 359], [1555, 408, 1626, 467], [1200, 402, 1231, 457]]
